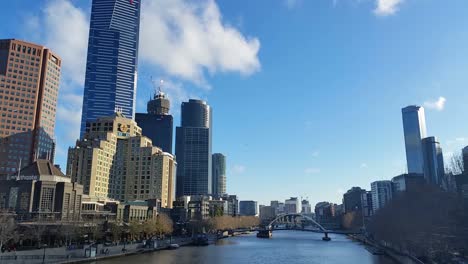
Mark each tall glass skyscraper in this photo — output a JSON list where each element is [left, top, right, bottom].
[[80, 0, 141, 137], [421, 136, 444, 186], [175, 99, 212, 197], [402, 105, 427, 174], [212, 153, 226, 196]]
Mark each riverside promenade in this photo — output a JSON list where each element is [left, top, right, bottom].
[[0, 238, 194, 264]]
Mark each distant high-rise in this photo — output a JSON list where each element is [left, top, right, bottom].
[[0, 39, 61, 175], [422, 136, 445, 186], [371, 181, 393, 212], [80, 0, 141, 137], [175, 99, 212, 197], [284, 197, 300, 214], [212, 153, 226, 196], [135, 90, 173, 153], [239, 200, 258, 216], [343, 187, 366, 213], [463, 146, 468, 174], [402, 105, 427, 174]]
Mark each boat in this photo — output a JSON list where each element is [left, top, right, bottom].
[[192, 234, 209, 246], [256, 230, 272, 238], [168, 244, 180, 250]]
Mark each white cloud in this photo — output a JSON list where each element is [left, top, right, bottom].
[[374, 0, 404, 16], [140, 0, 261, 87], [424, 96, 447, 111], [40, 0, 89, 85], [360, 163, 368, 168], [284, 0, 301, 9], [231, 165, 246, 174], [305, 167, 321, 174], [311, 151, 320, 158]]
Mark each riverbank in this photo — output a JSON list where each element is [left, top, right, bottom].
[[348, 234, 423, 264]]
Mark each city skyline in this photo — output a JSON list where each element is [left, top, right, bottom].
[[2, 0, 468, 206]]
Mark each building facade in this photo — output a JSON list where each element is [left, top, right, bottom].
[[212, 153, 226, 196], [260, 205, 276, 221], [0, 39, 61, 175], [402, 105, 427, 174], [421, 136, 445, 186], [135, 90, 173, 153], [175, 99, 212, 197], [301, 199, 312, 214], [80, 0, 141, 137], [371, 180, 393, 212], [67, 113, 176, 207], [392, 173, 426, 193], [284, 197, 300, 214], [343, 187, 366, 214], [239, 200, 258, 216], [0, 160, 82, 221]]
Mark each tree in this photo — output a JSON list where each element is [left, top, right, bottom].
[[0, 212, 17, 249], [446, 151, 464, 175], [109, 222, 123, 243]]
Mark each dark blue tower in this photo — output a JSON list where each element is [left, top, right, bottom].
[[80, 0, 141, 137]]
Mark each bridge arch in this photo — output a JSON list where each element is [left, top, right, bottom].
[[267, 213, 327, 232]]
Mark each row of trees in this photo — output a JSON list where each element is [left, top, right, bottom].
[[0, 213, 174, 249], [207, 216, 260, 231], [367, 185, 468, 262]]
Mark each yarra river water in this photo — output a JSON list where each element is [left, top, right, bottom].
[[95, 231, 396, 264]]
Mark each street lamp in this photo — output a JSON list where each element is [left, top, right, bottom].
[[42, 244, 47, 264]]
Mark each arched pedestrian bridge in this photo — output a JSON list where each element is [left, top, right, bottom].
[[257, 213, 362, 241]]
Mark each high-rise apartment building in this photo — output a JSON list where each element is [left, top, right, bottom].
[[371, 180, 393, 212], [402, 105, 427, 174], [284, 197, 300, 214], [421, 136, 445, 186], [343, 187, 366, 213], [67, 113, 176, 207], [80, 0, 141, 137], [212, 153, 226, 196], [175, 99, 212, 197], [135, 90, 173, 153], [0, 39, 61, 175]]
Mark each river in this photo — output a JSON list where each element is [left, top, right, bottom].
[[94, 231, 396, 264]]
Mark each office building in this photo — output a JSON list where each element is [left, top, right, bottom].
[[212, 153, 226, 196], [175, 99, 212, 197], [0, 159, 83, 221], [221, 194, 239, 216], [0, 39, 61, 175], [392, 173, 426, 193], [67, 113, 176, 207], [135, 90, 173, 153], [284, 197, 300, 214], [402, 105, 427, 174], [80, 0, 141, 137], [260, 205, 276, 221], [421, 136, 444, 186], [301, 199, 312, 214], [239, 200, 258, 216], [371, 180, 393, 212], [463, 146, 468, 174], [343, 187, 366, 213]]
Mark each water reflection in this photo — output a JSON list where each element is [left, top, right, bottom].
[[95, 231, 395, 264]]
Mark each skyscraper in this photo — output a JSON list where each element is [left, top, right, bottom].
[[371, 180, 393, 212], [175, 99, 212, 197], [0, 39, 61, 175], [422, 136, 444, 186], [402, 105, 427, 174], [212, 153, 226, 196], [80, 0, 141, 137], [135, 90, 173, 153]]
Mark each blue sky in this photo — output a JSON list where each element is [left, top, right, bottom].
[[2, 0, 468, 205]]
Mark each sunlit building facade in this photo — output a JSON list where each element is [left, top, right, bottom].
[[0, 39, 61, 175]]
